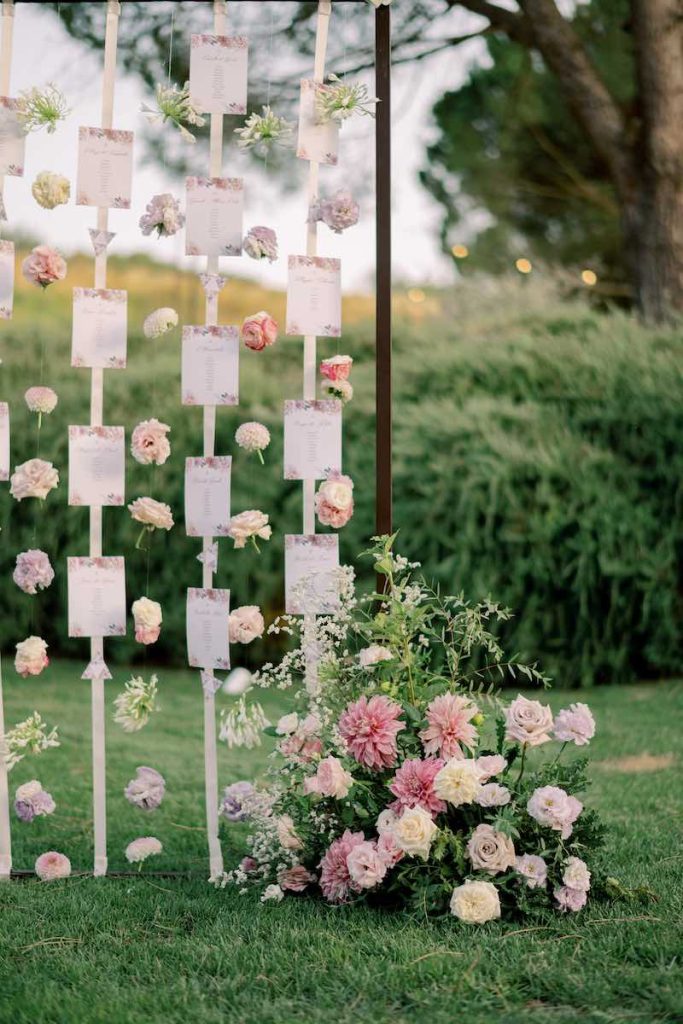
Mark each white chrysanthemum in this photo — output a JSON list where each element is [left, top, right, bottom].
[[125, 836, 163, 864], [31, 171, 70, 209], [235, 422, 271, 461], [143, 307, 178, 339], [113, 675, 159, 733]]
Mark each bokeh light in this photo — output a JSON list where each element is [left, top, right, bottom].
[[515, 258, 533, 274]]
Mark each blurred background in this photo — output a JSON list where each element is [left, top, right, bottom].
[[0, 0, 681, 687]]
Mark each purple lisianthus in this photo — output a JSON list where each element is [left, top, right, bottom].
[[139, 193, 184, 238], [124, 765, 166, 811], [219, 780, 255, 822], [309, 188, 359, 234], [243, 226, 278, 262], [14, 780, 55, 822]]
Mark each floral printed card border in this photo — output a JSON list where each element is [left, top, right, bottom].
[[189, 34, 248, 115], [67, 556, 126, 639], [76, 126, 134, 209], [186, 587, 231, 670], [0, 97, 25, 177]]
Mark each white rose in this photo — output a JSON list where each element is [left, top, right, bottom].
[[347, 841, 387, 889], [15, 779, 43, 802], [229, 605, 265, 644], [276, 814, 302, 850], [359, 645, 393, 668], [276, 713, 299, 736], [391, 806, 438, 860], [466, 824, 516, 874], [450, 880, 501, 924], [434, 758, 482, 806], [562, 856, 591, 892], [504, 694, 554, 747], [132, 597, 162, 629]]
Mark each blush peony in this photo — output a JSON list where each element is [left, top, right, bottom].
[[229, 605, 265, 644], [320, 354, 353, 382], [346, 840, 387, 889], [553, 703, 596, 746], [304, 755, 353, 799]]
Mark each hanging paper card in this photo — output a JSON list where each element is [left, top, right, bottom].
[[69, 426, 125, 507], [186, 588, 231, 670], [0, 402, 9, 481], [296, 80, 339, 166], [0, 239, 13, 319], [189, 34, 248, 115], [0, 98, 25, 176], [72, 288, 127, 369], [284, 534, 340, 615], [185, 456, 232, 537], [284, 399, 342, 480], [286, 255, 341, 337], [76, 127, 133, 208], [67, 556, 126, 638], [181, 325, 239, 406], [185, 177, 243, 257]]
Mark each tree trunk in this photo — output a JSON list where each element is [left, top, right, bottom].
[[631, 0, 683, 322]]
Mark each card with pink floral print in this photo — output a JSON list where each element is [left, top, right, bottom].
[[181, 325, 239, 406], [296, 80, 338, 166], [0, 402, 9, 481], [284, 534, 340, 615], [71, 288, 127, 369], [68, 425, 125, 507], [0, 98, 25, 176], [286, 255, 342, 337], [283, 399, 342, 480], [184, 455, 232, 537], [67, 556, 126, 639], [185, 176, 243, 257], [0, 239, 13, 319], [186, 587, 231, 670], [76, 127, 133, 208], [189, 34, 248, 115]]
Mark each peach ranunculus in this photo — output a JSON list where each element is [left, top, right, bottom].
[[315, 472, 354, 529], [132, 597, 162, 645], [15, 635, 49, 677], [320, 354, 353, 382], [504, 694, 554, 747], [24, 386, 58, 415], [303, 755, 353, 799], [21, 245, 67, 288], [241, 311, 278, 351], [227, 509, 272, 551], [10, 459, 59, 501], [229, 605, 265, 644], [130, 418, 171, 466]]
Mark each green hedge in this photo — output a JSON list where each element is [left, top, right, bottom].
[[1, 271, 681, 686]]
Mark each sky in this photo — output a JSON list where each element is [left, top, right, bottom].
[[2, 1, 487, 293]]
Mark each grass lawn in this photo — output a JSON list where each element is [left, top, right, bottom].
[[0, 662, 681, 1024]]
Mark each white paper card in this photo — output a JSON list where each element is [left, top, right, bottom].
[[67, 556, 126, 638], [296, 79, 338, 166], [284, 400, 342, 480], [181, 325, 239, 406], [185, 176, 243, 257], [0, 240, 14, 319], [285, 535, 340, 615], [185, 456, 232, 537], [76, 127, 133, 208], [72, 288, 127, 369], [286, 256, 341, 337], [189, 34, 248, 115], [186, 588, 231, 670], [0, 402, 9, 481], [0, 98, 25, 176], [69, 426, 125, 507]]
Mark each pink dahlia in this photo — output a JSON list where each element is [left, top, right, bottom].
[[389, 757, 445, 816], [420, 693, 479, 759], [318, 829, 366, 903], [338, 695, 405, 770]]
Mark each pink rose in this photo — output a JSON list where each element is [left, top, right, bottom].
[[315, 472, 354, 529], [35, 850, 71, 881], [346, 840, 387, 890], [278, 865, 316, 892], [10, 459, 59, 501], [320, 354, 353, 382], [132, 597, 162, 645], [504, 694, 554, 747], [304, 756, 353, 799], [21, 245, 67, 289], [130, 418, 171, 466], [242, 311, 278, 351], [15, 635, 49, 677], [229, 605, 265, 644], [13, 549, 54, 595]]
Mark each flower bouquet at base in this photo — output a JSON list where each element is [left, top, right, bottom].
[[215, 536, 643, 922]]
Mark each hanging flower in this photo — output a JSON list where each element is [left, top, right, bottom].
[[16, 84, 70, 134], [321, 379, 353, 404], [2, 712, 60, 771], [243, 226, 278, 262], [15, 636, 49, 678], [242, 311, 278, 351], [315, 472, 354, 528], [113, 674, 159, 733], [21, 245, 67, 289], [234, 105, 294, 151], [24, 386, 58, 415], [35, 851, 71, 881], [320, 354, 353, 382], [31, 171, 70, 209], [227, 510, 272, 551], [235, 422, 270, 464], [125, 836, 163, 865], [219, 780, 255, 822], [124, 766, 166, 811], [316, 73, 379, 125], [128, 497, 174, 548], [310, 189, 360, 233], [132, 597, 162, 645], [13, 549, 55, 595], [141, 82, 205, 143], [139, 193, 184, 238], [14, 779, 55, 823], [143, 307, 178, 338], [130, 419, 171, 466], [229, 605, 265, 644], [10, 459, 59, 501], [219, 695, 270, 749]]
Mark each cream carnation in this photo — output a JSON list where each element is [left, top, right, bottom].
[[304, 756, 353, 799], [24, 386, 58, 414], [10, 459, 59, 501], [15, 636, 49, 678], [130, 419, 171, 466], [450, 880, 501, 924], [13, 549, 54, 595], [143, 307, 178, 339], [132, 597, 162, 645], [31, 171, 70, 209], [504, 694, 554, 747], [466, 823, 516, 874], [321, 379, 354, 404], [229, 605, 265, 644], [433, 758, 482, 806], [390, 805, 438, 860]]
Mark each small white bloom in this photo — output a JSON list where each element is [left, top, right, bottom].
[[143, 307, 178, 339], [261, 884, 284, 903], [391, 806, 438, 860], [276, 713, 299, 736], [563, 856, 591, 892], [450, 880, 501, 924], [125, 836, 162, 864]]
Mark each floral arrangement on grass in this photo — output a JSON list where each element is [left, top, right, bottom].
[[216, 536, 616, 922]]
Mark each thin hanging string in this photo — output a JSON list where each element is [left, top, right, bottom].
[[160, 6, 175, 177], [263, 3, 275, 172]]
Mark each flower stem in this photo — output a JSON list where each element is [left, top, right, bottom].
[[256, 449, 264, 465], [135, 526, 151, 551], [516, 744, 527, 785]]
